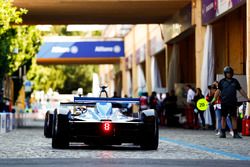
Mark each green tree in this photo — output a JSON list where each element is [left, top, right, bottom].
[[1, 26, 42, 75], [58, 65, 98, 94], [27, 60, 66, 92], [27, 64, 98, 94], [0, 0, 27, 84], [41, 25, 87, 36], [91, 30, 102, 37], [0, 0, 27, 36], [0, 26, 42, 101]]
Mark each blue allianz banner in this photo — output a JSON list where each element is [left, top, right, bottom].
[[37, 41, 124, 58]]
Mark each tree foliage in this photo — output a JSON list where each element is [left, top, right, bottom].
[[0, 1, 42, 83], [27, 63, 98, 94], [26, 60, 66, 92], [58, 65, 98, 94], [41, 25, 87, 36], [0, 26, 42, 76], [0, 0, 27, 36]]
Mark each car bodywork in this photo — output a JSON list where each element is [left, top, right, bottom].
[[45, 96, 158, 150]]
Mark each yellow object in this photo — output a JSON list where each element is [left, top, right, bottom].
[[197, 98, 209, 111]]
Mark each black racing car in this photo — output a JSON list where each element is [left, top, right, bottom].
[[45, 89, 158, 150]]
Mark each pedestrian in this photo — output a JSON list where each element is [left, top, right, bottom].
[[164, 90, 178, 126], [139, 92, 149, 111], [124, 94, 132, 115], [112, 91, 119, 98], [213, 66, 250, 138], [193, 88, 206, 129], [185, 84, 195, 128], [205, 85, 216, 129], [159, 93, 164, 103], [211, 82, 234, 136], [158, 93, 165, 125], [149, 91, 159, 110], [149, 91, 160, 118], [168, 90, 177, 114]]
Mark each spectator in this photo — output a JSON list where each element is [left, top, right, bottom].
[[163, 92, 170, 124], [139, 92, 149, 111], [193, 88, 205, 129], [159, 93, 164, 103], [149, 92, 160, 119], [149, 91, 158, 110], [112, 91, 119, 98], [213, 66, 250, 138], [158, 93, 165, 125], [185, 84, 195, 128], [168, 90, 177, 114], [211, 82, 234, 136], [124, 94, 132, 115], [164, 90, 178, 126], [206, 85, 216, 130]]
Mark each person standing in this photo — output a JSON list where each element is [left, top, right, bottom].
[[139, 92, 149, 111], [205, 86, 216, 129], [213, 66, 250, 138], [164, 90, 178, 126], [211, 82, 234, 136], [193, 88, 206, 129], [149, 91, 159, 110], [112, 91, 119, 98], [185, 85, 195, 128]]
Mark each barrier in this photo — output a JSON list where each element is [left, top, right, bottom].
[[15, 112, 45, 128], [0, 112, 44, 133], [0, 113, 15, 134], [0, 113, 6, 133]]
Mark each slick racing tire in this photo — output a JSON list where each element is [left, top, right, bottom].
[[140, 113, 159, 150], [52, 110, 69, 149], [44, 111, 53, 138]]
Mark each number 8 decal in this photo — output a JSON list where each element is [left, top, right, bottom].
[[104, 122, 111, 131]]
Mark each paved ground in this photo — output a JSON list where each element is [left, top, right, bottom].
[[0, 123, 250, 160], [0, 158, 250, 167]]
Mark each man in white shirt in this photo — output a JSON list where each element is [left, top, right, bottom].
[[185, 84, 195, 128], [186, 85, 195, 104]]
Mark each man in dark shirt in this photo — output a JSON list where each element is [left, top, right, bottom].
[[214, 66, 250, 138], [149, 91, 158, 110]]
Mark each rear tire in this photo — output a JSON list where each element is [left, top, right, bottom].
[[44, 111, 53, 138], [52, 110, 69, 149], [140, 115, 159, 150]]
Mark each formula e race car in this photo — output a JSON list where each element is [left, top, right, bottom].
[[47, 88, 158, 150]]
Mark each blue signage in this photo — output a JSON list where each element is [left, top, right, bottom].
[[37, 41, 124, 58]]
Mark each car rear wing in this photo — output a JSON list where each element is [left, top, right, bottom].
[[73, 97, 140, 104]]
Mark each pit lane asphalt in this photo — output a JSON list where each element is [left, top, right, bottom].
[[0, 125, 250, 167]]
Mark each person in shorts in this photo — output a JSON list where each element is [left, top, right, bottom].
[[213, 66, 250, 138]]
